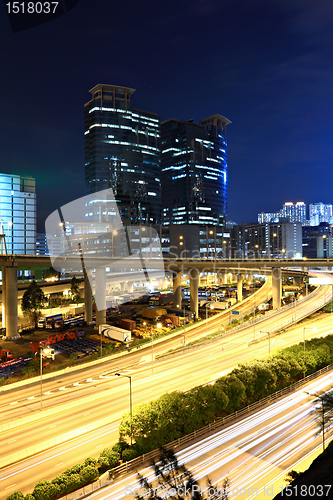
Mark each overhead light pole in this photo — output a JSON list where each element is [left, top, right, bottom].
[[115, 373, 132, 445], [40, 346, 54, 410], [258, 331, 271, 354]]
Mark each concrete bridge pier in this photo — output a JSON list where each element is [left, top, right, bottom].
[[190, 268, 199, 319], [272, 267, 282, 310], [173, 271, 182, 309], [2, 266, 6, 329], [5, 265, 20, 339], [84, 269, 93, 324], [237, 274, 243, 302], [95, 268, 106, 327]]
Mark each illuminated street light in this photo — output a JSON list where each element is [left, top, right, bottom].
[[151, 322, 162, 374], [40, 346, 54, 410], [115, 373, 132, 445], [205, 303, 214, 321], [258, 331, 271, 353], [303, 327, 317, 378]]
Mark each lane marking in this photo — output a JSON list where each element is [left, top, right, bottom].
[[9, 401, 17, 405], [163, 378, 184, 387], [27, 396, 35, 400], [7, 440, 17, 444], [96, 444, 104, 448], [134, 390, 153, 398], [49, 425, 57, 428], [54, 462, 63, 467], [84, 412, 90, 416], [5, 485, 16, 490]]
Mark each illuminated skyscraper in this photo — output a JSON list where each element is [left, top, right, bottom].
[[84, 84, 161, 225], [0, 173, 36, 254], [161, 115, 230, 226]]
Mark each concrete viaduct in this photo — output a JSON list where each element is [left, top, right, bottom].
[[0, 255, 325, 339]]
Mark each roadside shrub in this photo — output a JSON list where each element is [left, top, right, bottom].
[[122, 448, 139, 462], [6, 492, 25, 500], [33, 480, 61, 500], [84, 457, 97, 467], [99, 448, 120, 468], [80, 465, 99, 483], [112, 439, 129, 456], [64, 463, 83, 475]]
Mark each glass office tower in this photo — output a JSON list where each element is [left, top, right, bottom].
[[161, 115, 230, 226], [0, 173, 36, 254], [84, 84, 161, 225]]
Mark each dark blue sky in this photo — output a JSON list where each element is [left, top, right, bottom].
[[1, 0, 333, 231]]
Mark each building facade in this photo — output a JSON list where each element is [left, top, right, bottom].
[[258, 202, 307, 225], [0, 173, 36, 254], [309, 202, 333, 226], [302, 223, 333, 259], [231, 221, 302, 259], [84, 84, 161, 226], [161, 115, 230, 226]]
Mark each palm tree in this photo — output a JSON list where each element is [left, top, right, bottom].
[[135, 447, 228, 500], [307, 389, 333, 450]]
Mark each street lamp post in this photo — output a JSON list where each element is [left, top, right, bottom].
[[303, 327, 317, 378], [115, 373, 133, 445], [205, 303, 214, 321], [258, 331, 271, 354], [177, 304, 186, 345], [39, 346, 53, 410]]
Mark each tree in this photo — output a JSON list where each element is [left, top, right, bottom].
[[311, 390, 333, 450], [21, 280, 47, 326], [134, 447, 228, 500], [70, 276, 81, 304]]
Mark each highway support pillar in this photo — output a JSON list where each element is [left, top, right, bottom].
[[272, 267, 282, 310], [190, 268, 199, 320], [2, 266, 6, 329], [84, 269, 93, 324], [95, 268, 106, 327], [127, 282, 134, 293], [5, 264, 20, 339], [237, 274, 243, 302], [173, 270, 182, 309], [218, 269, 227, 286]]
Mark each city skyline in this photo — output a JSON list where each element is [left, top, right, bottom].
[[1, 0, 333, 232]]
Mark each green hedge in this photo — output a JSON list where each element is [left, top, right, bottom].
[[119, 334, 333, 454]]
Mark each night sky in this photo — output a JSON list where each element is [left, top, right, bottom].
[[1, 0, 333, 232]]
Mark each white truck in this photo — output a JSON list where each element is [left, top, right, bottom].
[[99, 324, 131, 343]]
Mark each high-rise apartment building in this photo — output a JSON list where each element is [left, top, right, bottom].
[[161, 115, 230, 226], [258, 202, 307, 225], [231, 221, 302, 259], [0, 173, 36, 254], [309, 202, 333, 226], [281, 202, 306, 224], [84, 84, 161, 225]]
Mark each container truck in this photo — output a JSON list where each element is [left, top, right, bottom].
[[99, 325, 131, 343], [161, 314, 181, 327], [119, 318, 136, 332], [38, 313, 64, 329], [142, 307, 168, 320], [149, 294, 173, 306]]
